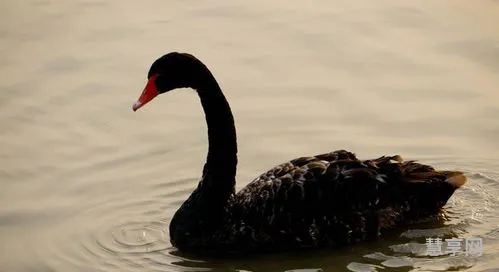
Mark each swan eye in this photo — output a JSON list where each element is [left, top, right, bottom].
[[154, 75, 169, 92]]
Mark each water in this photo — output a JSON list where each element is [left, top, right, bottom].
[[1, 0, 499, 271]]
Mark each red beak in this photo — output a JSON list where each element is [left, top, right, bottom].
[[133, 75, 159, 111]]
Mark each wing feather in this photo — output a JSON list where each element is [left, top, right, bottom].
[[230, 150, 464, 247]]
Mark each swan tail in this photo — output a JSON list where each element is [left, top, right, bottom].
[[364, 155, 467, 224], [441, 171, 467, 188], [368, 155, 467, 189]]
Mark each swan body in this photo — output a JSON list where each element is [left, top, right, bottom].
[[132, 52, 467, 253]]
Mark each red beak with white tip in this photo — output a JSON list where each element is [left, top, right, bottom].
[[133, 75, 159, 111]]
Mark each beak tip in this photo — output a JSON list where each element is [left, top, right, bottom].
[[132, 101, 142, 112]]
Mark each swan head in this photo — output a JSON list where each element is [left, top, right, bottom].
[[133, 52, 207, 111]]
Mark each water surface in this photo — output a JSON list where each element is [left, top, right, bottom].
[[1, 0, 499, 271]]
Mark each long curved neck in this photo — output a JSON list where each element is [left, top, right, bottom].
[[196, 69, 238, 196], [169, 66, 238, 250]]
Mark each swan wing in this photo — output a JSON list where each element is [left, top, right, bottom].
[[231, 150, 464, 247]]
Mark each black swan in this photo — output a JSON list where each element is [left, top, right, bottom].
[[132, 52, 467, 253]]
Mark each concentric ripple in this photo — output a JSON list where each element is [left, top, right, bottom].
[[103, 220, 169, 253], [32, 173, 202, 272], [30, 158, 499, 272]]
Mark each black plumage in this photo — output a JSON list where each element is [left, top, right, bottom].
[[132, 52, 467, 253]]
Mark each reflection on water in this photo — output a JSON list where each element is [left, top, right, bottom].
[[1, 0, 499, 271]]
